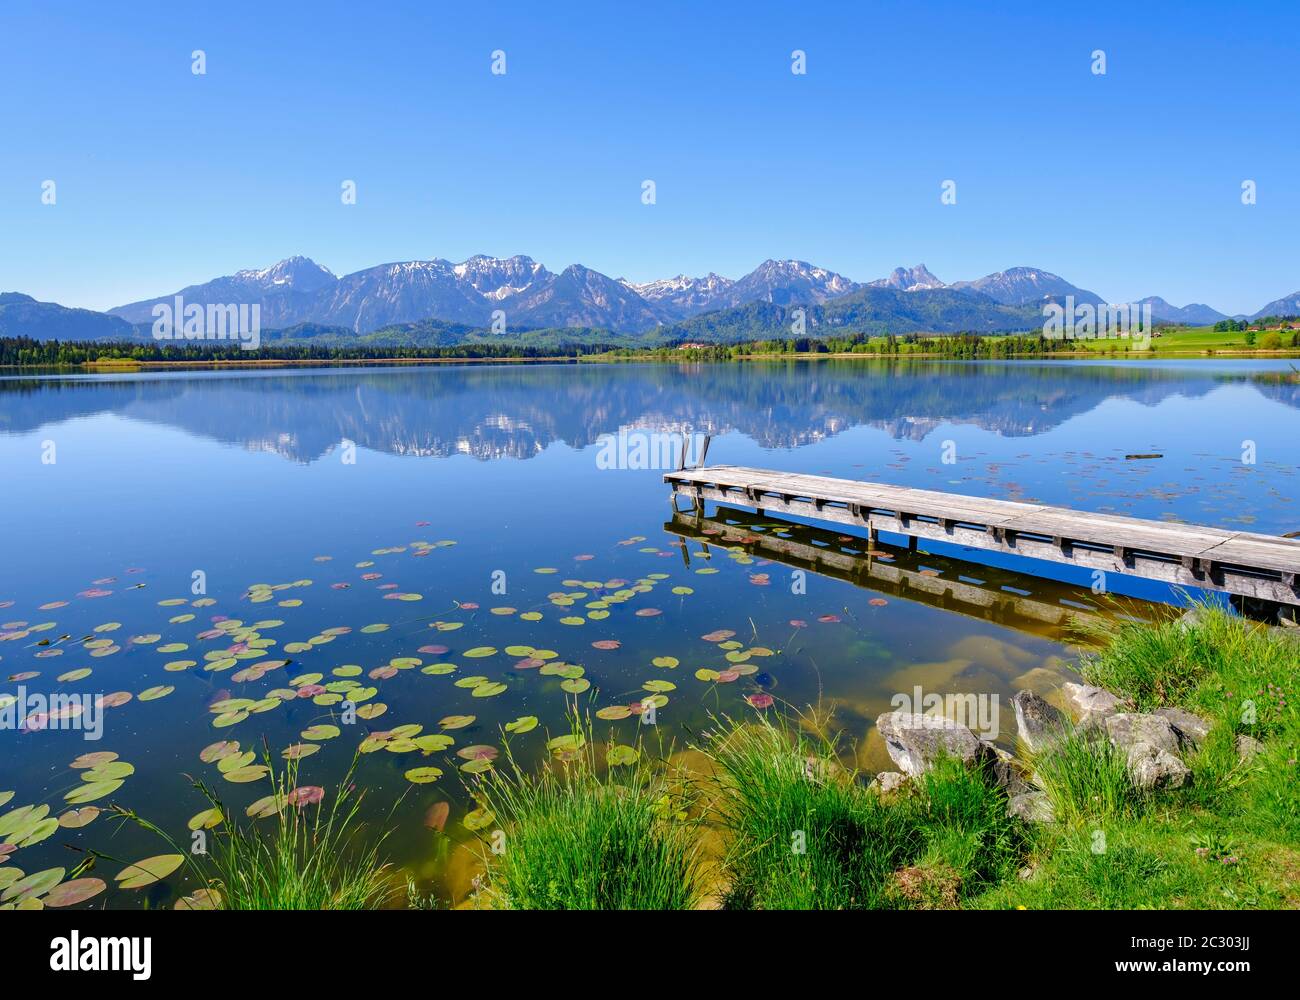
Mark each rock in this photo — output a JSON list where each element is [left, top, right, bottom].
[[1125, 741, 1191, 790], [869, 771, 907, 794], [875, 711, 991, 777], [985, 742, 1033, 796], [1061, 682, 1125, 725], [1175, 608, 1211, 632], [1012, 690, 1068, 753], [1235, 734, 1264, 761], [1008, 791, 1055, 824], [1154, 707, 1212, 750], [1105, 713, 1181, 756], [1011, 665, 1069, 698]]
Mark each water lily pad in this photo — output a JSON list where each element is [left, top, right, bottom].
[[423, 801, 450, 831], [83, 760, 134, 781], [404, 766, 443, 784], [199, 741, 239, 764], [301, 724, 341, 741], [471, 681, 507, 698], [463, 808, 495, 831], [217, 750, 256, 773], [504, 716, 538, 734], [245, 795, 283, 819], [44, 877, 107, 907], [439, 715, 476, 730], [70, 751, 118, 769], [286, 786, 324, 807], [64, 780, 122, 804], [115, 854, 184, 889], [175, 887, 222, 910], [606, 745, 639, 766], [57, 806, 100, 828], [1, 867, 65, 902], [223, 764, 270, 783], [187, 807, 223, 830], [595, 705, 632, 720]]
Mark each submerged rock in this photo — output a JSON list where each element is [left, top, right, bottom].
[[1061, 681, 1125, 725], [1154, 707, 1212, 750], [1012, 689, 1068, 753], [1008, 791, 1055, 824], [874, 711, 990, 777]]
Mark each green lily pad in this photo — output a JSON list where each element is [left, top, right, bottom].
[[115, 854, 184, 889], [43, 877, 107, 908], [606, 745, 640, 766], [64, 780, 123, 804], [1, 867, 65, 902], [471, 681, 507, 698]]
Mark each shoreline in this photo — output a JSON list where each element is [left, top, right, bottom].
[[0, 348, 1295, 374]]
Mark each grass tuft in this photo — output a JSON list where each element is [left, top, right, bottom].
[[112, 751, 396, 910], [476, 721, 703, 910]]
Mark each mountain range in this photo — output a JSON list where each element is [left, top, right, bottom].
[[2, 256, 1295, 346]]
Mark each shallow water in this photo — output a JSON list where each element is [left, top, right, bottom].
[[1, 359, 1297, 906]]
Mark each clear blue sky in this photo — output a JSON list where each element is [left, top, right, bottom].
[[2, 0, 1296, 315]]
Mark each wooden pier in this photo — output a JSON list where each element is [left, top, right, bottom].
[[665, 465, 1300, 606], [666, 506, 1106, 635]]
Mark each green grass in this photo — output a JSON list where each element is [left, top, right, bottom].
[[112, 753, 397, 910], [475, 727, 703, 910], [1067, 324, 1300, 354], [700, 717, 1025, 909], [1032, 727, 1147, 826], [702, 718, 918, 909], [965, 603, 1300, 909]]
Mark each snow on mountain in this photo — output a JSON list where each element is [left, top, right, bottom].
[[950, 266, 1104, 306], [867, 264, 946, 292], [728, 259, 860, 306], [1251, 292, 1300, 320]]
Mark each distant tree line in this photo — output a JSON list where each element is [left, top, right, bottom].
[[0, 337, 611, 367]]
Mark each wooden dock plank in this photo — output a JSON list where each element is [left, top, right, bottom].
[[665, 465, 1300, 605]]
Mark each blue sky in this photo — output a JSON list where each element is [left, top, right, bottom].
[[2, 0, 1296, 314]]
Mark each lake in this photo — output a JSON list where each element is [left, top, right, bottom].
[[2, 359, 1298, 907]]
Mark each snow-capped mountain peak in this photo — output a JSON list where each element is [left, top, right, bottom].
[[868, 263, 946, 291], [233, 256, 336, 291]]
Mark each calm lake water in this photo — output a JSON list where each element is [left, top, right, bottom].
[[2, 359, 1298, 907]]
